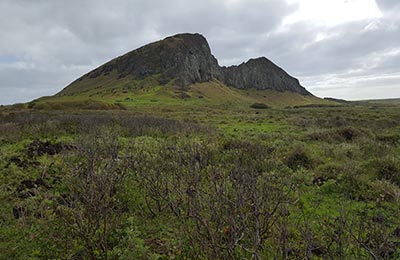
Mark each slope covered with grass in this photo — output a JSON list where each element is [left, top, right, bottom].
[[30, 80, 334, 112]]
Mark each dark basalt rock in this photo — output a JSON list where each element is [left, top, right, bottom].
[[6, 156, 40, 169], [15, 178, 50, 199], [26, 140, 73, 158], [60, 33, 312, 96], [221, 57, 310, 95], [67, 33, 221, 90], [13, 206, 26, 219]]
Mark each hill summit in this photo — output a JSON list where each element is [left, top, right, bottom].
[[59, 33, 311, 96]]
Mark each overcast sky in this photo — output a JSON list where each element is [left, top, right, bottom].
[[1, 0, 399, 104]]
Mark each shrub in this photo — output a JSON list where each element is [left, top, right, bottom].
[[369, 180, 400, 202], [55, 132, 129, 259], [375, 158, 400, 186], [313, 162, 344, 185], [114, 102, 127, 110], [250, 102, 270, 109], [285, 145, 312, 170], [337, 127, 360, 141], [308, 127, 366, 143], [27, 102, 36, 109], [11, 103, 26, 109], [28, 102, 52, 110], [338, 170, 371, 200], [308, 130, 334, 142]]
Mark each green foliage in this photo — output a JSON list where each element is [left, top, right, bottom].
[[1, 101, 400, 259], [110, 217, 156, 260]]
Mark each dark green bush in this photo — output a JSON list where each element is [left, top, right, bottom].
[[114, 102, 127, 110], [250, 102, 270, 109], [313, 162, 344, 185], [337, 127, 360, 141], [285, 145, 312, 170], [308, 127, 366, 143], [375, 158, 400, 186]]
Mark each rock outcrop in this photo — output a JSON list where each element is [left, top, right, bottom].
[[221, 57, 310, 95], [60, 33, 312, 96]]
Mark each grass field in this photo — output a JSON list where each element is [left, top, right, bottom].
[[1, 91, 400, 259]]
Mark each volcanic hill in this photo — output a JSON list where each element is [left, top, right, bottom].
[[60, 33, 310, 96], [34, 33, 330, 109]]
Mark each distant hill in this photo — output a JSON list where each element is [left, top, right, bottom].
[[58, 33, 311, 96], [324, 97, 350, 104], [29, 33, 336, 109], [358, 98, 400, 105]]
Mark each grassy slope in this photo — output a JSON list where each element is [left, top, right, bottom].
[[33, 80, 335, 111]]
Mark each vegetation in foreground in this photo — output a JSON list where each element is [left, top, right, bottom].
[[1, 101, 400, 259]]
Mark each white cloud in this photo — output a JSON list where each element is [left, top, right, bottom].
[[284, 0, 382, 26]]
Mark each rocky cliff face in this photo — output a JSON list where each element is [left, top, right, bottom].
[[221, 57, 310, 95], [158, 34, 222, 87], [70, 33, 221, 88], [60, 33, 312, 96]]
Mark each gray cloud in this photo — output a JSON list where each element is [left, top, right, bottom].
[[0, 0, 399, 104], [376, 0, 400, 12]]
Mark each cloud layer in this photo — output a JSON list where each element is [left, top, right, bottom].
[[0, 0, 399, 104]]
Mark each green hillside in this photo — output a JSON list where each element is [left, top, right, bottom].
[[30, 80, 334, 112]]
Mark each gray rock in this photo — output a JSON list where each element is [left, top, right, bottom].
[[221, 57, 311, 95], [76, 33, 221, 89]]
